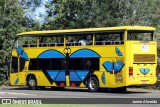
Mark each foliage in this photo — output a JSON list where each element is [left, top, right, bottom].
[[43, 0, 160, 30], [20, 0, 43, 19], [0, 0, 42, 82], [0, 0, 25, 71], [0, 75, 10, 86]]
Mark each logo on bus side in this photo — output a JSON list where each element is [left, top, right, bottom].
[[103, 61, 125, 74]]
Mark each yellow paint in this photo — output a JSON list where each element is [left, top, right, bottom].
[[66, 76, 70, 87], [52, 82, 57, 86], [79, 83, 85, 87]]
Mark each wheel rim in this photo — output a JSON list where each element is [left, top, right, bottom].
[[89, 80, 97, 90], [29, 80, 35, 86]]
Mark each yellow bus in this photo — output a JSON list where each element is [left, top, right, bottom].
[[9, 26, 157, 92]]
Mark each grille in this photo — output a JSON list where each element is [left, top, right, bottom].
[[134, 54, 155, 63]]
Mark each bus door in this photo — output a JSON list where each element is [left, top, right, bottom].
[[10, 47, 28, 86], [10, 56, 19, 85]]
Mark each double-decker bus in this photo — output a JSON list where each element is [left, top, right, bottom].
[[9, 26, 157, 92]]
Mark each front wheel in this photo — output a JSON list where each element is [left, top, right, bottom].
[[88, 77, 99, 92], [27, 77, 38, 90]]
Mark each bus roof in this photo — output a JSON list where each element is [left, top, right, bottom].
[[17, 26, 156, 36]]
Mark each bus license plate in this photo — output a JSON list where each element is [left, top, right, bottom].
[[141, 80, 148, 84]]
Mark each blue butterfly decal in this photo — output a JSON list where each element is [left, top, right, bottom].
[[139, 68, 150, 75], [101, 73, 106, 84], [103, 61, 124, 73], [115, 47, 123, 56]]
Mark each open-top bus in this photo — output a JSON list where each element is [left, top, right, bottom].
[[9, 26, 157, 92]]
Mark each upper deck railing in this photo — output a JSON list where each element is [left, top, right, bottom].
[[18, 40, 124, 48]]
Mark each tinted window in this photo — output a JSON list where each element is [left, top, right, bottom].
[[29, 58, 65, 70], [69, 58, 99, 70], [11, 57, 18, 73], [29, 58, 99, 70], [127, 31, 153, 41]]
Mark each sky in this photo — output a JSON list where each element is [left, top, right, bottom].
[[32, 0, 48, 22]]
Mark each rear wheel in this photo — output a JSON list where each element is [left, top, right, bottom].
[[27, 76, 38, 90], [88, 77, 99, 92]]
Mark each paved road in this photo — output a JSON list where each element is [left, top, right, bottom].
[[0, 86, 160, 98], [0, 87, 160, 107]]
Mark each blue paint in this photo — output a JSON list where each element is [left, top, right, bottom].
[[115, 47, 123, 56], [55, 70, 66, 81], [76, 70, 89, 81], [101, 73, 106, 84], [145, 68, 150, 73], [14, 78, 19, 85], [38, 50, 65, 58], [140, 68, 145, 74], [17, 47, 23, 55], [70, 71, 81, 81], [21, 52, 29, 60], [47, 70, 59, 81], [70, 49, 100, 58], [103, 61, 113, 72], [114, 61, 124, 73], [140, 68, 150, 75], [16, 47, 29, 60]]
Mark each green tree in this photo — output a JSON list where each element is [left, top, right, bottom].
[[0, 0, 43, 83], [44, 0, 160, 29], [0, 0, 26, 71]]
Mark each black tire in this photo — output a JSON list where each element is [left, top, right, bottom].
[[27, 76, 38, 90], [88, 77, 99, 92]]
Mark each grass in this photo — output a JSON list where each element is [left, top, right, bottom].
[[0, 105, 112, 107]]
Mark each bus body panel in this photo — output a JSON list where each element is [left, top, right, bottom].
[[10, 45, 127, 88], [10, 42, 157, 88], [125, 41, 157, 86]]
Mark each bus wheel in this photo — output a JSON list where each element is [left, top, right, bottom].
[[27, 76, 38, 90], [88, 77, 99, 92]]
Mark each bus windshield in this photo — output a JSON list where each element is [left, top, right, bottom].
[[127, 31, 154, 41]]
